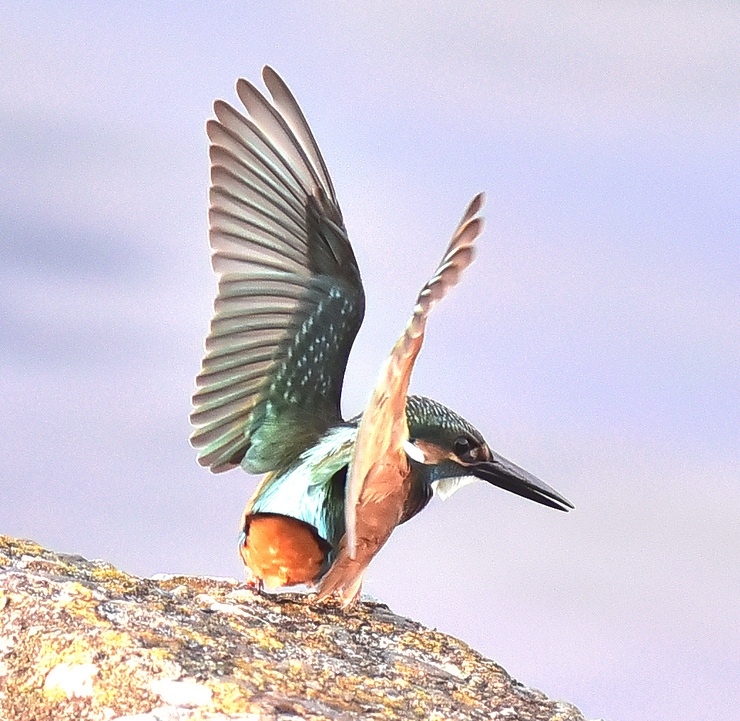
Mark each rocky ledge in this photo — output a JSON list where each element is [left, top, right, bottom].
[[0, 536, 589, 720]]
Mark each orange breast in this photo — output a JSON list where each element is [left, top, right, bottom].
[[240, 512, 332, 588]]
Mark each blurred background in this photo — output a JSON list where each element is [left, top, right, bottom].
[[1, 3, 738, 720]]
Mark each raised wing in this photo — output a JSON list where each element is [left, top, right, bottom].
[[190, 67, 365, 474], [317, 193, 485, 605]]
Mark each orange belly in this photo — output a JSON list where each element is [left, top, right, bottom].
[[240, 512, 332, 588]]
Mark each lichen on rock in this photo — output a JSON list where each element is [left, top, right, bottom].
[[0, 535, 590, 720]]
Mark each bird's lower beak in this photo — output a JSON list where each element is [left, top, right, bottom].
[[471, 450, 574, 512]]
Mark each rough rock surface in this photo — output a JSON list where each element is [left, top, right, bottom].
[[0, 536, 590, 720]]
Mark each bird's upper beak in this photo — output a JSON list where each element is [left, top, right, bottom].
[[470, 448, 574, 512]]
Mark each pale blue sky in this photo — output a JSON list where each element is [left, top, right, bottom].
[[2, 3, 738, 720]]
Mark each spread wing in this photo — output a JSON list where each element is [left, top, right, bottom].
[[317, 193, 485, 605], [190, 67, 365, 474]]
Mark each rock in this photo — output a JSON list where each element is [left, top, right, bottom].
[[0, 536, 590, 720]]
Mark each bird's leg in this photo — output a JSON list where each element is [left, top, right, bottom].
[[241, 556, 265, 594], [245, 574, 265, 595]]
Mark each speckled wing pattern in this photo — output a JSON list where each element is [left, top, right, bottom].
[[190, 67, 365, 474], [317, 193, 484, 605]]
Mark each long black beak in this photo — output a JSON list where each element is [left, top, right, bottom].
[[471, 449, 574, 512]]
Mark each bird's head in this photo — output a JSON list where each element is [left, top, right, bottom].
[[404, 395, 573, 511]]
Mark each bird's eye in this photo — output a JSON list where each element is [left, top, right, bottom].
[[453, 436, 478, 463]]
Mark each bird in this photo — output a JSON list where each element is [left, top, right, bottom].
[[190, 66, 573, 605]]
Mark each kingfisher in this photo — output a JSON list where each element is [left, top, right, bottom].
[[190, 67, 573, 606]]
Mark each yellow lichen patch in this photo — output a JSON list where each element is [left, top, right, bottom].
[[99, 628, 136, 649], [451, 687, 479, 708], [170, 625, 221, 650], [369, 619, 397, 635], [396, 629, 449, 656], [208, 679, 255, 714], [262, 666, 308, 698], [231, 659, 273, 693], [459, 656, 485, 676], [88, 564, 139, 592], [56, 582, 106, 626], [239, 625, 284, 650], [140, 642, 186, 670], [35, 634, 98, 679], [286, 658, 304, 676], [330, 673, 393, 706], [0, 536, 44, 557], [88, 658, 162, 717]]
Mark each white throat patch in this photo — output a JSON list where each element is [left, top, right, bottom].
[[431, 475, 479, 501]]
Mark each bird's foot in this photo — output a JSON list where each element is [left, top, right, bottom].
[[246, 578, 265, 595], [243, 567, 265, 595]]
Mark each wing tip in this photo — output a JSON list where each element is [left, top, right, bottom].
[[262, 64, 278, 86], [460, 192, 486, 225]]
